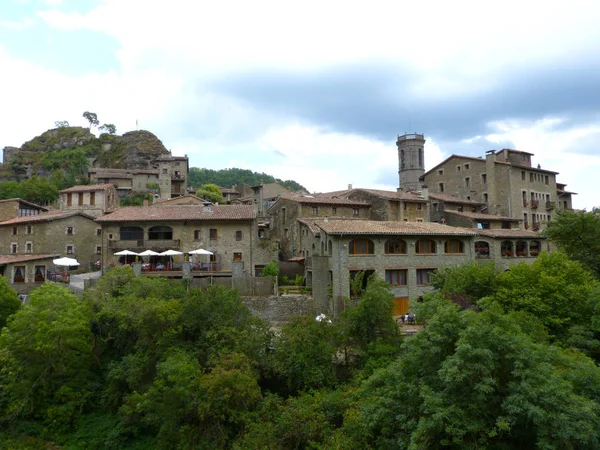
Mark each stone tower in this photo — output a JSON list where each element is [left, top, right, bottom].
[[397, 133, 425, 191]]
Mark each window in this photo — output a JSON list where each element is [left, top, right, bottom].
[[210, 228, 218, 240], [348, 238, 374, 255], [120, 226, 143, 240], [162, 168, 168, 174], [311, 206, 319, 215], [438, 169, 444, 175], [385, 269, 407, 286], [90, 192, 95, 205], [418, 148, 423, 167], [385, 239, 407, 254], [439, 182, 444, 192], [501, 221, 511, 229], [34, 265, 45, 282], [464, 163, 470, 170], [194, 230, 201, 240], [457, 165, 461, 172], [96, 228, 102, 236], [14, 266, 25, 283], [78, 192, 84, 205], [254, 265, 265, 276], [433, 202, 438, 211], [26, 225, 32, 234], [530, 173, 534, 182], [483, 193, 488, 202], [12, 226, 17, 235], [521, 171, 526, 181], [66, 245, 74, 254], [11, 243, 17, 254], [258, 229, 266, 239], [235, 230, 243, 241], [149, 226, 173, 240], [233, 252, 242, 261], [465, 177, 470, 188], [353, 208, 359, 217], [67, 226, 73, 235], [545, 175, 549, 185], [416, 239, 436, 254], [332, 207, 337, 215], [481, 173, 487, 184], [26, 242, 32, 253], [444, 239, 464, 253], [417, 203, 422, 211], [96, 246, 102, 255], [416, 268, 435, 285]]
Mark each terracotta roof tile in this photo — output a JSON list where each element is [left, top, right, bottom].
[[0, 254, 56, 264], [0, 198, 49, 210], [279, 194, 370, 206], [96, 205, 255, 222], [60, 183, 115, 193], [0, 211, 95, 226], [308, 218, 477, 236]]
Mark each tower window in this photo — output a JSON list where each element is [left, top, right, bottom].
[[439, 182, 444, 192]]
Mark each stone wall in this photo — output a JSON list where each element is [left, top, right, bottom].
[[242, 294, 316, 327]]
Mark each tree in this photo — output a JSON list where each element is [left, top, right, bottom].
[[262, 260, 279, 277], [54, 120, 70, 128], [82, 111, 99, 129], [0, 277, 21, 330], [0, 181, 23, 200], [98, 123, 117, 135], [543, 207, 600, 277], [195, 183, 225, 204]]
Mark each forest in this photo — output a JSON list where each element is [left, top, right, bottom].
[[1, 209, 600, 449]]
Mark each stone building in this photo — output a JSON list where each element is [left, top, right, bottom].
[[0, 210, 102, 271], [421, 149, 576, 231], [0, 254, 56, 294], [296, 218, 476, 316], [397, 133, 426, 191], [267, 194, 371, 260], [95, 204, 273, 276], [58, 183, 119, 217], [0, 198, 49, 222]]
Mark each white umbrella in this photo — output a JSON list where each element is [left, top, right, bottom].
[[160, 250, 183, 256], [114, 250, 139, 256], [53, 257, 80, 266], [188, 248, 214, 255], [138, 249, 160, 256]]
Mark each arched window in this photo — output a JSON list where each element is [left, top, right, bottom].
[[444, 239, 464, 254], [529, 240, 541, 257], [328, 240, 333, 256], [516, 240, 528, 257], [400, 149, 405, 169], [148, 226, 173, 240], [418, 148, 423, 167], [385, 239, 407, 254], [474, 241, 490, 259], [120, 226, 143, 241], [501, 240, 513, 257], [416, 239, 436, 254], [348, 239, 374, 255]]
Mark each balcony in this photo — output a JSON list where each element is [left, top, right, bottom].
[[522, 199, 528, 207], [546, 201, 555, 211], [531, 200, 539, 209], [108, 239, 181, 250]]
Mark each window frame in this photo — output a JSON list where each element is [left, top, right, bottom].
[[416, 268, 436, 285], [416, 239, 436, 254], [348, 238, 374, 255], [385, 269, 408, 286], [444, 239, 464, 254], [384, 239, 407, 254]]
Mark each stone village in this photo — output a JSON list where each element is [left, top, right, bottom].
[[0, 131, 576, 318]]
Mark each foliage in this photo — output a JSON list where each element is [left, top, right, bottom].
[[120, 192, 153, 206], [262, 260, 280, 277], [543, 207, 600, 277], [54, 120, 70, 128], [20, 175, 60, 204], [99, 123, 117, 135], [195, 183, 225, 204], [188, 167, 306, 192], [0, 181, 23, 200], [83, 111, 100, 129], [0, 277, 21, 330]]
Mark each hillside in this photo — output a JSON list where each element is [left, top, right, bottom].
[[188, 167, 306, 192]]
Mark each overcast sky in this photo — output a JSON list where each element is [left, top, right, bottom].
[[1, 0, 599, 209]]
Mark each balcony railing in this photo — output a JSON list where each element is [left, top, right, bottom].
[[546, 201, 555, 211], [108, 239, 181, 250], [522, 199, 528, 207], [531, 200, 539, 209]]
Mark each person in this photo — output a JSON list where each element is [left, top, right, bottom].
[[407, 312, 415, 324]]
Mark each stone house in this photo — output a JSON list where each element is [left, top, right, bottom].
[[0, 254, 56, 294], [296, 218, 476, 316], [421, 149, 576, 231], [0, 198, 49, 222], [267, 194, 371, 260], [473, 228, 547, 269], [0, 210, 102, 270], [95, 204, 273, 276], [58, 183, 119, 217]]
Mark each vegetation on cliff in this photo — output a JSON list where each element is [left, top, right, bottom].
[[189, 167, 306, 192]]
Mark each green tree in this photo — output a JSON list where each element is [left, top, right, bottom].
[[0, 277, 21, 330], [99, 123, 117, 135], [195, 183, 225, 204], [83, 111, 99, 129], [262, 260, 279, 277], [544, 207, 600, 277], [21, 176, 59, 204], [0, 181, 23, 200], [54, 120, 70, 128]]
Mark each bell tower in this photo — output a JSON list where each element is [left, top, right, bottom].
[[397, 133, 425, 191]]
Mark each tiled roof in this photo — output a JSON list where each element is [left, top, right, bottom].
[[0, 210, 95, 226], [0, 254, 56, 264], [445, 210, 519, 221], [60, 183, 115, 193], [428, 193, 485, 205], [279, 194, 370, 207], [316, 188, 425, 202], [0, 198, 49, 211], [154, 194, 207, 205], [310, 218, 477, 236], [96, 205, 256, 222], [477, 229, 544, 239], [297, 218, 326, 235]]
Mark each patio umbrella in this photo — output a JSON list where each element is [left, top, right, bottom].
[[114, 250, 139, 256], [160, 250, 183, 256], [188, 248, 214, 255], [53, 257, 80, 266], [138, 249, 160, 256]]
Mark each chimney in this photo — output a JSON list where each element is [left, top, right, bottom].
[[202, 201, 212, 212]]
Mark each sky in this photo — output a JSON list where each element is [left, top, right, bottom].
[[1, 0, 599, 210]]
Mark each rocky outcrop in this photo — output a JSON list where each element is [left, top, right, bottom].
[[20, 127, 95, 152], [119, 130, 171, 170]]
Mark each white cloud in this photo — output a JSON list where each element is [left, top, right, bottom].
[[0, 17, 34, 30]]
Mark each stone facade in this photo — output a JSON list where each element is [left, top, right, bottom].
[[242, 294, 316, 327], [58, 184, 119, 217], [0, 212, 102, 270], [0, 254, 56, 294], [0, 198, 48, 222], [397, 133, 426, 191]]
